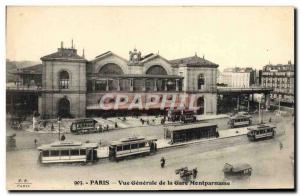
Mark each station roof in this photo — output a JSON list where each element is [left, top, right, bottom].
[[10, 64, 42, 75], [166, 122, 218, 132], [41, 48, 86, 62]]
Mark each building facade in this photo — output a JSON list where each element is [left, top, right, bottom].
[[9, 43, 219, 118], [261, 61, 294, 105], [217, 67, 256, 88]]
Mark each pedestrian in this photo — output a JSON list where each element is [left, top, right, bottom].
[[269, 117, 272, 122], [61, 134, 66, 141], [34, 138, 37, 146], [280, 142, 283, 150], [160, 157, 166, 168], [193, 168, 198, 178], [147, 120, 150, 125], [106, 124, 109, 131], [115, 122, 118, 128]]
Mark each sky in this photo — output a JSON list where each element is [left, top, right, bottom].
[[6, 6, 294, 70]]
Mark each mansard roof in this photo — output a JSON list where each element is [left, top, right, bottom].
[[41, 48, 86, 62], [170, 55, 219, 68]]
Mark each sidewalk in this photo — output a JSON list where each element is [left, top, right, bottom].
[[96, 125, 249, 159]]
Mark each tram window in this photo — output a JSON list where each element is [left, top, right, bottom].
[[42, 150, 49, 157], [116, 146, 122, 151], [70, 149, 79, 156], [123, 145, 130, 151], [80, 149, 86, 155], [131, 143, 138, 149], [138, 143, 145, 148], [50, 150, 59, 156], [61, 150, 69, 156]]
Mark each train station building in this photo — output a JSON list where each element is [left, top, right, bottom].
[[8, 42, 219, 118]]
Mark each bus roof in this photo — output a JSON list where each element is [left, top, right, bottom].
[[110, 136, 157, 146], [247, 123, 276, 131], [166, 122, 217, 132], [230, 114, 252, 119], [223, 163, 252, 172], [37, 140, 99, 150], [71, 118, 97, 123]]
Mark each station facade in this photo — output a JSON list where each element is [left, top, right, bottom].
[[11, 43, 219, 118]]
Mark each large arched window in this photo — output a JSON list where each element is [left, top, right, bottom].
[[146, 65, 167, 75], [197, 97, 204, 115], [58, 97, 70, 118], [59, 71, 70, 89], [198, 73, 205, 90], [98, 63, 124, 75]]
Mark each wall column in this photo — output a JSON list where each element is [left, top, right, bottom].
[[154, 79, 157, 91], [130, 78, 133, 91], [164, 79, 168, 91], [142, 78, 146, 91], [117, 79, 120, 91], [92, 80, 95, 91], [106, 79, 109, 91], [175, 79, 179, 91]]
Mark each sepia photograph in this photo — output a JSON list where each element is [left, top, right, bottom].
[[5, 6, 295, 191]]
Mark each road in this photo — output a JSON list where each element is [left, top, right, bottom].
[[6, 111, 294, 190]]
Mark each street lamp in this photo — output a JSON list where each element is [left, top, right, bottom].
[[57, 116, 61, 141]]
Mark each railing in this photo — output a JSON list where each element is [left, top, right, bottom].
[[217, 86, 273, 92]]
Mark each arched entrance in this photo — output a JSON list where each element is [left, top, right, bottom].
[[197, 97, 204, 115], [146, 65, 167, 75], [58, 97, 70, 118]]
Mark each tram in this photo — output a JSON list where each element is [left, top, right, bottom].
[[108, 136, 157, 161], [247, 124, 276, 141], [38, 141, 99, 164], [164, 122, 218, 144], [70, 118, 100, 134], [167, 109, 196, 123], [228, 114, 252, 128]]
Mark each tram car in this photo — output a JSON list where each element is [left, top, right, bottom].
[[164, 122, 218, 144], [228, 114, 252, 128], [223, 163, 252, 178], [108, 136, 157, 161], [38, 141, 99, 164], [247, 124, 276, 141], [167, 109, 196, 123], [70, 118, 100, 134]]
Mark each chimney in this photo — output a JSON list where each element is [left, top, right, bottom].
[[60, 41, 64, 49], [82, 48, 85, 58]]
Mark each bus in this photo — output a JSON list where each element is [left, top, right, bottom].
[[180, 110, 197, 123], [247, 124, 276, 141], [70, 118, 100, 134], [228, 114, 252, 128], [164, 122, 218, 144], [38, 141, 99, 164], [108, 136, 157, 161]]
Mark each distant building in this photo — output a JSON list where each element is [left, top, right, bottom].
[[261, 61, 294, 104], [217, 67, 256, 88]]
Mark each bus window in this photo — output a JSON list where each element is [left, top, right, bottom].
[[42, 150, 49, 157], [116, 146, 122, 151], [50, 150, 59, 156], [138, 143, 145, 148], [80, 149, 86, 155], [61, 150, 69, 156], [131, 143, 138, 149], [123, 145, 130, 151], [70, 149, 79, 156]]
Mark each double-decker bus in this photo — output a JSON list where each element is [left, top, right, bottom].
[[108, 136, 157, 161], [38, 141, 99, 164], [247, 124, 276, 141]]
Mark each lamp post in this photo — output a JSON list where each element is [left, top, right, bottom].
[[58, 116, 61, 141]]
